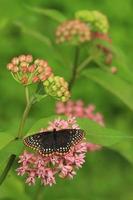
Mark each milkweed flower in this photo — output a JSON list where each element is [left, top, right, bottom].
[[17, 117, 98, 186], [55, 19, 91, 44], [43, 75, 70, 102], [56, 100, 104, 126], [75, 10, 109, 33], [75, 10, 113, 65], [7, 55, 53, 85]]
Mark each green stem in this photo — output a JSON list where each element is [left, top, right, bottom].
[[17, 87, 33, 139], [17, 101, 32, 139], [0, 154, 16, 185], [77, 56, 93, 73], [0, 87, 32, 185], [93, 60, 109, 72], [0, 86, 48, 185], [69, 46, 80, 90], [25, 86, 30, 104]]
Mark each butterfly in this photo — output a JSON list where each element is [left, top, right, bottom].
[[23, 129, 84, 156]]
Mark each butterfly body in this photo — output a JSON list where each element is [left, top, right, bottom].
[[23, 129, 84, 156]]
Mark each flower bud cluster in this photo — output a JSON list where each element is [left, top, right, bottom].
[[75, 10, 109, 33], [44, 75, 70, 102], [55, 19, 91, 44], [7, 55, 53, 85]]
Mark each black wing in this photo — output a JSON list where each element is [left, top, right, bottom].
[[54, 129, 84, 154], [23, 131, 55, 156], [23, 129, 84, 156]]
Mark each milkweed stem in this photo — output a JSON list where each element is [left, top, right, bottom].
[[69, 46, 80, 90], [0, 154, 16, 186]]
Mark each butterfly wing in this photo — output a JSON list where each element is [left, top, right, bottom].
[[23, 129, 85, 156], [23, 131, 55, 156], [54, 129, 84, 155]]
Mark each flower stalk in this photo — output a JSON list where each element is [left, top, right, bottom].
[[17, 87, 33, 139], [0, 86, 48, 185], [77, 56, 93, 73], [0, 154, 16, 185], [25, 86, 30, 105], [69, 46, 80, 90]]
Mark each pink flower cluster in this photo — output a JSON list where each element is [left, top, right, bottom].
[[56, 19, 91, 44], [56, 100, 104, 126], [17, 117, 100, 186], [7, 55, 53, 85]]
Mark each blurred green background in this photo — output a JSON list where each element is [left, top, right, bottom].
[[0, 0, 133, 199]]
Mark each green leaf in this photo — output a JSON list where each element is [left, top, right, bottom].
[[27, 115, 129, 147], [26, 115, 133, 163], [0, 18, 8, 30], [78, 118, 133, 164], [112, 141, 133, 164], [0, 139, 23, 186], [0, 132, 14, 151], [26, 115, 57, 136], [0, 139, 23, 173], [0, 172, 30, 200], [0, 154, 16, 186], [26, 6, 66, 23], [83, 68, 133, 110], [0, 0, 24, 21], [15, 21, 52, 46], [77, 118, 130, 146]]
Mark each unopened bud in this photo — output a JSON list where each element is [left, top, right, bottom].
[[111, 66, 118, 74], [43, 75, 70, 102], [75, 10, 109, 33]]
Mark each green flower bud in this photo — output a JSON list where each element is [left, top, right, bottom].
[[44, 80, 49, 87], [75, 10, 109, 33], [61, 96, 67, 102], [60, 87, 65, 93], [57, 91, 62, 97], [43, 75, 70, 102], [52, 85, 58, 91]]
